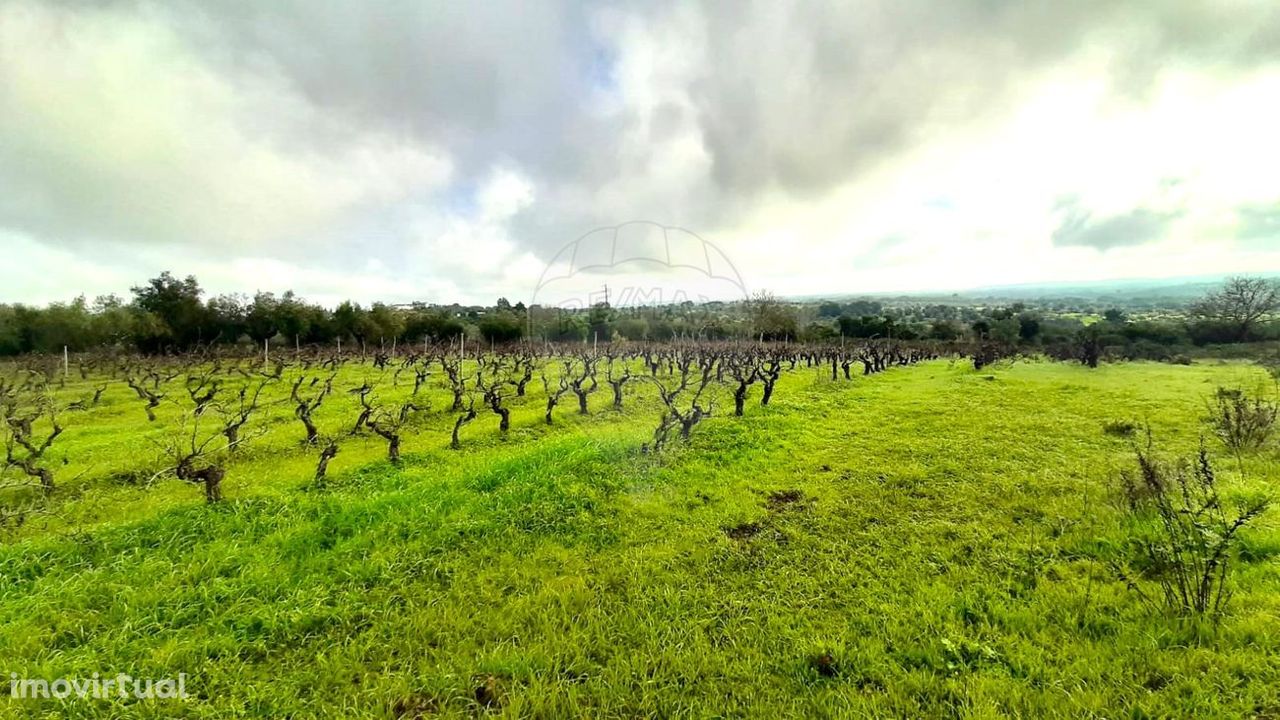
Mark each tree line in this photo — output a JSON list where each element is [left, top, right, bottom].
[[0, 272, 471, 356], [0, 272, 1275, 358]]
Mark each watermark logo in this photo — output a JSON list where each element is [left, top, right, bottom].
[[8, 672, 189, 701], [531, 221, 747, 311]]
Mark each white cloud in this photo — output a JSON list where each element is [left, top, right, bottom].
[[703, 59, 1280, 296], [412, 167, 536, 280]]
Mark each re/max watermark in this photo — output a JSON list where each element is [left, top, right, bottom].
[[8, 672, 189, 700]]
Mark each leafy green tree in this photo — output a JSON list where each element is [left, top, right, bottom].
[[206, 294, 247, 344], [588, 302, 613, 341], [992, 317, 1021, 344], [478, 312, 524, 343], [275, 291, 312, 345], [332, 301, 368, 344], [928, 320, 961, 341], [129, 309, 174, 354], [366, 303, 405, 346], [89, 295, 136, 348], [844, 299, 882, 316], [245, 292, 280, 343], [23, 297, 92, 352], [838, 315, 894, 339], [0, 305, 24, 355], [647, 317, 675, 340], [1121, 320, 1187, 346], [610, 316, 646, 340], [403, 308, 464, 342], [802, 321, 837, 341], [817, 301, 842, 318], [548, 313, 588, 342], [1017, 314, 1042, 343], [130, 272, 208, 349]]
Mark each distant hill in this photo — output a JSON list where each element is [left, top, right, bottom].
[[792, 274, 1278, 308]]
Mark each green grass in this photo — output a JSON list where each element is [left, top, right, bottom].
[[1, 358, 1278, 718]]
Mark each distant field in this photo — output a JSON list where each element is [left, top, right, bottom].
[[1, 358, 1277, 718]]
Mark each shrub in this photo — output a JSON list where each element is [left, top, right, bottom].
[[1102, 420, 1138, 438], [1116, 438, 1269, 617], [1206, 387, 1277, 452]]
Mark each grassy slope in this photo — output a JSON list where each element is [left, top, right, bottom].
[[1, 359, 1277, 718]]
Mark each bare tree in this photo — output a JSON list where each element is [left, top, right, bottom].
[[173, 436, 227, 503], [63, 382, 110, 412], [747, 290, 798, 341], [184, 368, 222, 415], [606, 355, 633, 409], [410, 358, 433, 396], [160, 384, 274, 503], [440, 355, 468, 411], [512, 349, 536, 397], [567, 353, 599, 414], [756, 353, 782, 406], [645, 349, 718, 450], [349, 380, 377, 435], [126, 371, 166, 422], [726, 352, 759, 416], [162, 412, 228, 503], [219, 378, 276, 451], [3, 399, 63, 493], [368, 400, 422, 464], [451, 395, 478, 450], [476, 365, 513, 433], [541, 365, 572, 424], [314, 438, 340, 484], [1190, 276, 1280, 342], [839, 351, 856, 380], [291, 372, 336, 444]]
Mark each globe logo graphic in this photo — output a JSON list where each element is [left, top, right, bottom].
[[531, 221, 748, 310]]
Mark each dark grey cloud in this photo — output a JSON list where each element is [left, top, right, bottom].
[[1051, 202, 1182, 250], [3, 0, 1280, 306], [42, 0, 1279, 242], [167, 1, 618, 179]]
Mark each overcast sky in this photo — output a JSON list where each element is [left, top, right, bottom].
[[2, 0, 1279, 307]]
